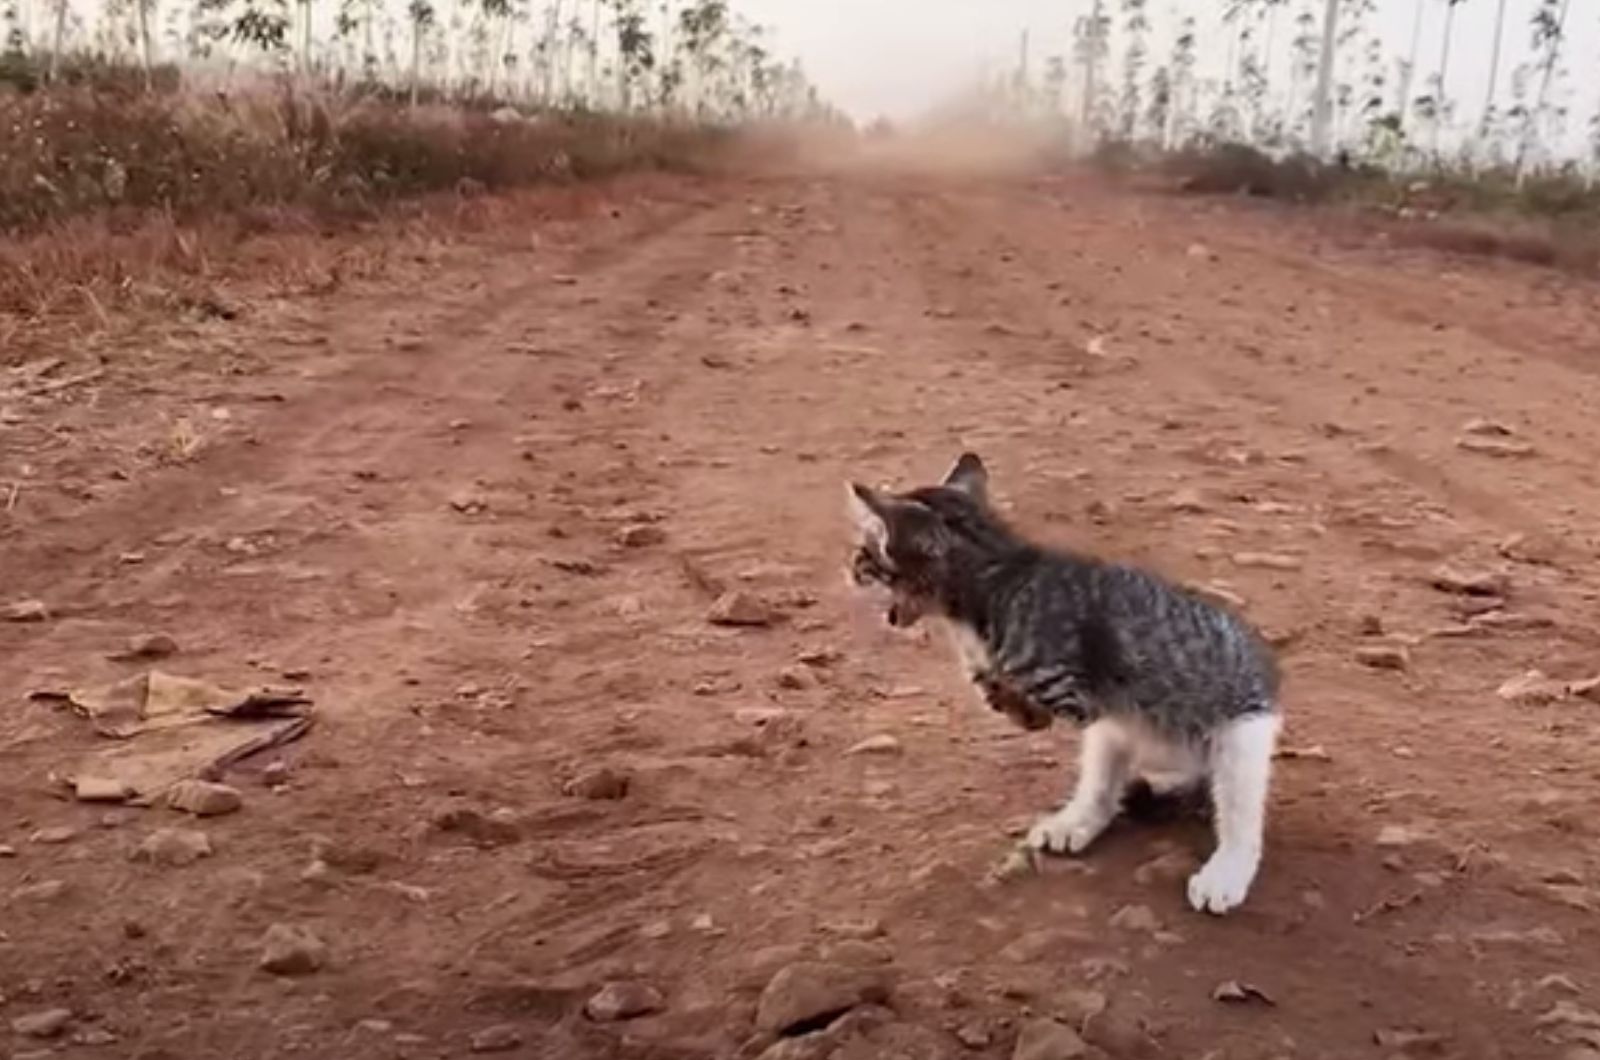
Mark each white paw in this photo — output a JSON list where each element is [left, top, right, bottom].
[[1186, 850, 1258, 915], [1026, 803, 1109, 855]]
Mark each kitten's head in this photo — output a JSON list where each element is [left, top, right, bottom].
[[845, 452, 996, 628]]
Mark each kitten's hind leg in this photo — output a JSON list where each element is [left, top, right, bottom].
[[1028, 718, 1131, 855], [1188, 711, 1279, 915]]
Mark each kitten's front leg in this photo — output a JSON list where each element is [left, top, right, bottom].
[[1027, 718, 1131, 855], [1188, 711, 1278, 915]]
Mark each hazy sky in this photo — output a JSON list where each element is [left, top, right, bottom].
[[744, 0, 1600, 145]]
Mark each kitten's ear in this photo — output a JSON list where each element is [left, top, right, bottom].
[[942, 452, 989, 501], [846, 483, 889, 544]]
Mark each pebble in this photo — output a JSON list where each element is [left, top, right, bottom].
[[562, 767, 630, 800], [1231, 552, 1303, 571], [108, 632, 179, 661], [75, 775, 131, 803], [584, 981, 665, 1022], [11, 877, 68, 903], [468, 1024, 524, 1052], [615, 523, 667, 548], [167, 780, 243, 817], [1376, 825, 1423, 848], [1012, 1017, 1089, 1060], [1457, 436, 1536, 458], [1372, 1028, 1449, 1055], [259, 923, 328, 976], [30, 826, 79, 844], [708, 591, 778, 627], [1108, 904, 1161, 933], [1355, 644, 1410, 671], [11, 1009, 72, 1039], [845, 734, 902, 757], [755, 961, 887, 1036], [1429, 565, 1509, 597], [133, 828, 214, 867], [3, 599, 49, 622], [0, 844, 15, 857], [1498, 670, 1571, 707], [776, 665, 817, 690]]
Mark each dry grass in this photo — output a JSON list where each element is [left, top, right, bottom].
[[0, 70, 735, 344], [1157, 141, 1600, 276]]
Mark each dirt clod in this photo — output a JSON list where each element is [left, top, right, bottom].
[[133, 828, 214, 867], [469, 1024, 524, 1052], [11, 1009, 72, 1039], [259, 923, 327, 976], [1012, 1018, 1088, 1060], [755, 961, 887, 1037], [584, 981, 665, 1021], [563, 767, 631, 800], [167, 780, 243, 816], [708, 590, 778, 627]]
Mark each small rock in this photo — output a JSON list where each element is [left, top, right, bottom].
[[11, 879, 68, 902], [755, 961, 887, 1036], [1355, 644, 1410, 671], [0, 844, 16, 857], [355, 1019, 393, 1034], [449, 491, 488, 514], [75, 1028, 118, 1046], [776, 665, 817, 690], [1012, 1017, 1088, 1060], [845, 734, 902, 757], [1212, 980, 1275, 1006], [3, 599, 49, 622], [824, 918, 886, 941], [1376, 825, 1423, 848], [616, 523, 666, 548], [1462, 418, 1515, 437], [1108, 904, 1161, 933], [1186, 242, 1213, 260], [259, 923, 328, 976], [1275, 744, 1331, 762], [167, 780, 243, 816], [955, 1020, 993, 1048], [262, 760, 291, 786], [1231, 552, 1302, 571], [469, 1024, 524, 1052], [584, 981, 665, 1022], [133, 828, 214, 867], [1497, 670, 1572, 706], [432, 806, 521, 846], [1357, 613, 1385, 635], [11, 1008, 72, 1039], [1429, 565, 1509, 596], [1167, 488, 1208, 514], [562, 767, 630, 800], [1372, 1028, 1449, 1055], [1457, 436, 1536, 458], [30, 825, 79, 844], [108, 632, 179, 661], [708, 591, 777, 628], [75, 775, 131, 803], [640, 919, 673, 940]]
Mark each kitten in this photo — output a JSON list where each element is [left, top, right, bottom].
[[846, 452, 1281, 915]]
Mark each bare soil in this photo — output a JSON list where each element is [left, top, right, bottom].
[[6, 158, 1600, 1060]]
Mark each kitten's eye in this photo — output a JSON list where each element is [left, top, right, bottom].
[[852, 547, 892, 584]]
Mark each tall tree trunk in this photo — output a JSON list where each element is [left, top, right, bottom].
[[1396, 0, 1424, 124], [1518, 0, 1573, 183], [47, 0, 66, 81], [410, 18, 423, 104], [1430, 1, 1458, 158], [1479, 0, 1509, 140], [1308, 0, 1339, 157], [135, 0, 155, 86], [587, 0, 600, 106]]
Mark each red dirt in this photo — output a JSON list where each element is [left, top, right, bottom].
[[5, 159, 1600, 1060]]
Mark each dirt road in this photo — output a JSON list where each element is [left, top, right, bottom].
[[6, 158, 1600, 1060]]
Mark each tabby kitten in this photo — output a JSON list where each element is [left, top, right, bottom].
[[846, 453, 1281, 914]]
